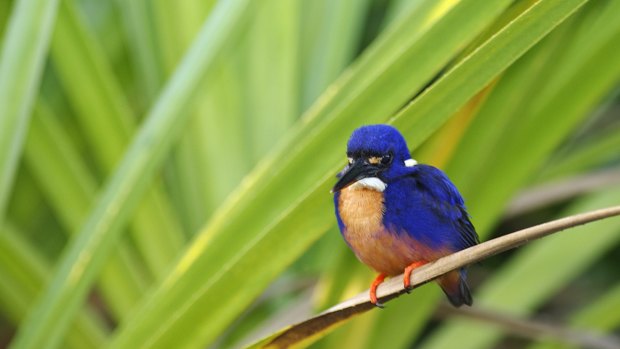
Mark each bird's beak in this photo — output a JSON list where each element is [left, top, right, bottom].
[[331, 159, 379, 193]]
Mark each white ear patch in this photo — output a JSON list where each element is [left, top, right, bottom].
[[404, 158, 418, 167], [350, 177, 387, 192]]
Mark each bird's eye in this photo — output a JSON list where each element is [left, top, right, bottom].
[[381, 154, 392, 165]]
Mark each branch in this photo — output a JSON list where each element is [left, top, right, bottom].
[[255, 205, 620, 349]]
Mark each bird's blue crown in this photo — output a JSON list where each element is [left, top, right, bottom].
[[347, 124, 411, 162]]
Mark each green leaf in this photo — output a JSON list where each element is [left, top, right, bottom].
[[0, 224, 106, 349], [0, 0, 59, 220], [159, 0, 247, 231], [442, 17, 578, 233], [50, 0, 133, 174], [444, 0, 620, 234], [244, 0, 300, 161], [299, 0, 370, 110], [50, 0, 185, 278], [537, 123, 620, 181], [188, 58, 252, 224], [116, 0, 167, 106], [8, 1, 252, 348], [150, 0, 216, 77], [24, 100, 147, 319]]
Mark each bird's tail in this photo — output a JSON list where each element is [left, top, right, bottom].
[[437, 269, 473, 307]]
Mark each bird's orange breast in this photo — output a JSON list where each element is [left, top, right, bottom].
[[338, 186, 448, 275]]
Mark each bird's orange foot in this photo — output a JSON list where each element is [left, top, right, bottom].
[[403, 261, 427, 292], [369, 273, 386, 308]]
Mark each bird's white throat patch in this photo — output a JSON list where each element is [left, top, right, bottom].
[[404, 158, 418, 167], [350, 177, 387, 192]]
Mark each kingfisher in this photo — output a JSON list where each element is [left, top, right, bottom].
[[332, 124, 478, 307]]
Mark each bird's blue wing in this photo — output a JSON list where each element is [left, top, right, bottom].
[[383, 164, 479, 251]]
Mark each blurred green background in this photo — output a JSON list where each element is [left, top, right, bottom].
[[1, 0, 619, 348]]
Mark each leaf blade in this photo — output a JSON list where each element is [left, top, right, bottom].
[[8, 1, 253, 348], [0, 0, 59, 220]]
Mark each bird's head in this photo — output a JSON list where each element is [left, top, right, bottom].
[[332, 124, 417, 193]]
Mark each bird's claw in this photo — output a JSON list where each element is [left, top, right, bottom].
[[403, 260, 428, 292], [369, 273, 387, 308]]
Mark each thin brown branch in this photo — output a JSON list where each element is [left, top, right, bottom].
[[256, 205, 620, 349], [436, 303, 620, 349]]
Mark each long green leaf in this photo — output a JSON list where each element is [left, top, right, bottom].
[[182, 56, 252, 228], [116, 0, 162, 106], [151, 0, 216, 76], [537, 123, 620, 181], [245, 0, 299, 161], [152, 0, 243, 232], [150, 0, 215, 231], [0, 1, 11, 38], [24, 101, 147, 319], [50, 0, 185, 278], [0, 0, 58, 220], [50, 0, 132, 174], [0, 224, 106, 348], [441, 14, 577, 233], [444, 0, 620, 234], [108, 1, 515, 348], [8, 1, 252, 348], [299, 0, 370, 111]]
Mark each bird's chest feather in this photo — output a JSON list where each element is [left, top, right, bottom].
[[338, 187, 432, 275]]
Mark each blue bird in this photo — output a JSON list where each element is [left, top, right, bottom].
[[332, 124, 478, 307]]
